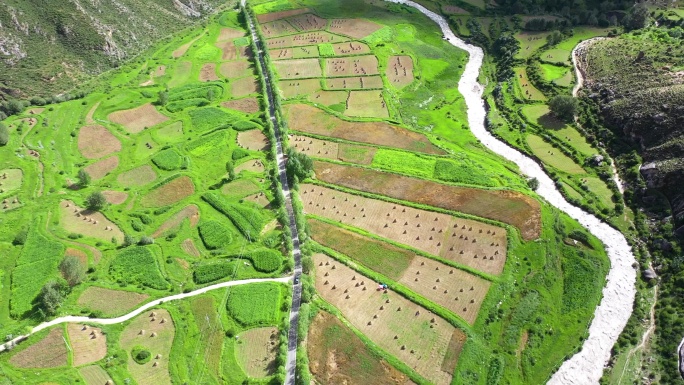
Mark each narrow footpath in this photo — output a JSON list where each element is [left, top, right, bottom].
[[241, 3, 304, 384]]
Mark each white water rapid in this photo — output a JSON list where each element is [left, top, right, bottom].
[[386, 1, 636, 383]]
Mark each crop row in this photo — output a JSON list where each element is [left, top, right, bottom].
[[202, 192, 266, 240]]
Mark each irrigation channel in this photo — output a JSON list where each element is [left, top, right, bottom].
[[386, 1, 637, 384]]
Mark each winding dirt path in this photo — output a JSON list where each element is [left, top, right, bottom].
[[386, 1, 637, 384]]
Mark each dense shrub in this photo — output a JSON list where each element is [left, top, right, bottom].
[[189, 107, 236, 133], [232, 148, 249, 160], [226, 282, 281, 326], [198, 220, 233, 249], [109, 246, 169, 289], [85, 191, 107, 211], [193, 260, 237, 284], [131, 346, 152, 364], [60, 255, 86, 286], [242, 249, 283, 273]]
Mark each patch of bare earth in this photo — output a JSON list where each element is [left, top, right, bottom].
[[9, 328, 67, 368], [313, 161, 541, 240], [67, 324, 107, 366], [216, 41, 237, 60], [84, 156, 119, 180], [152, 205, 200, 238], [102, 190, 128, 205], [108, 103, 169, 134], [77, 287, 149, 317], [78, 125, 121, 159], [221, 97, 260, 114], [217, 27, 244, 42], [199, 63, 220, 81], [141, 176, 195, 207], [65, 247, 88, 265]]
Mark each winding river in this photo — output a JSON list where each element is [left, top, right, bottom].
[[387, 1, 637, 383]]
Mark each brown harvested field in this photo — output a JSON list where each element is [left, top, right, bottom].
[[261, 20, 298, 38], [154, 65, 166, 77], [108, 103, 169, 134], [199, 63, 220, 81], [231, 77, 259, 98], [9, 328, 67, 369], [257, 8, 310, 23], [279, 78, 321, 98], [308, 311, 414, 385], [152, 205, 200, 238], [80, 365, 114, 385], [324, 56, 379, 77], [309, 219, 490, 324], [217, 27, 244, 42], [313, 253, 464, 385], [326, 75, 383, 90], [346, 90, 389, 118], [236, 327, 279, 378], [269, 45, 318, 60], [85, 102, 100, 124], [245, 192, 271, 208], [219, 60, 252, 79], [302, 184, 507, 275], [181, 238, 201, 257], [78, 287, 149, 316], [78, 125, 121, 159], [332, 41, 371, 55], [102, 190, 128, 205], [117, 165, 158, 187], [274, 58, 322, 79], [237, 130, 270, 151], [266, 32, 348, 49], [235, 159, 266, 174], [221, 97, 260, 114], [216, 41, 238, 61], [119, 309, 174, 385], [313, 161, 541, 240], [59, 200, 124, 243], [65, 247, 88, 265], [238, 45, 253, 60], [291, 134, 378, 165], [141, 176, 195, 208], [387, 55, 414, 88], [173, 33, 204, 58], [84, 156, 119, 180], [222, 178, 262, 199], [328, 18, 383, 39], [308, 90, 348, 106], [287, 13, 327, 32], [286, 104, 443, 155], [67, 324, 107, 366], [442, 5, 469, 14]]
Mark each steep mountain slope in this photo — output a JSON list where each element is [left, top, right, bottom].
[[0, 0, 227, 99]]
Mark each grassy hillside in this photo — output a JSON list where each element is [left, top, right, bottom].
[[0, 0, 230, 99]]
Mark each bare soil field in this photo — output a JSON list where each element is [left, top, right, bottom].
[[117, 165, 158, 187], [181, 238, 201, 257], [324, 56, 379, 77], [286, 104, 444, 155], [0, 168, 23, 194], [67, 324, 107, 366], [346, 90, 389, 118], [274, 58, 323, 79], [78, 125, 121, 159], [79, 365, 114, 385], [238, 45, 253, 60], [216, 41, 238, 61], [65, 247, 88, 265], [78, 287, 149, 316], [109, 103, 169, 134], [217, 27, 244, 42], [302, 184, 507, 275], [59, 200, 124, 243], [9, 328, 67, 368], [269, 45, 318, 60], [313, 161, 541, 240], [326, 75, 383, 90], [236, 327, 279, 378], [219, 60, 252, 79], [141, 176, 195, 208], [173, 34, 204, 58], [313, 253, 464, 385], [199, 63, 220, 81], [287, 13, 327, 32], [308, 311, 415, 385], [231, 77, 259, 98], [237, 130, 270, 151], [308, 90, 348, 106], [328, 18, 383, 39], [257, 8, 310, 23], [266, 32, 348, 49], [261, 20, 298, 38], [152, 205, 200, 238], [291, 134, 376, 164], [84, 155, 119, 180], [154, 65, 166, 77], [119, 309, 175, 385], [279, 79, 322, 98], [332, 41, 371, 55], [221, 97, 260, 114], [387, 55, 414, 88], [102, 190, 129, 205], [235, 159, 266, 174]]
